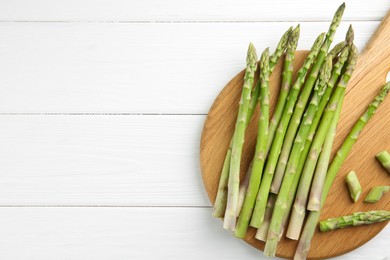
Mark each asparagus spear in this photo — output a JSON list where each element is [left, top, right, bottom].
[[273, 46, 350, 240], [263, 55, 333, 256], [270, 5, 346, 194], [266, 25, 300, 154], [345, 171, 362, 202], [307, 95, 344, 211], [223, 43, 258, 231], [376, 150, 390, 174], [364, 186, 390, 203], [294, 81, 390, 260], [235, 48, 270, 238], [319, 210, 390, 232], [249, 31, 325, 228], [213, 28, 292, 218], [287, 44, 358, 240], [255, 194, 276, 241]]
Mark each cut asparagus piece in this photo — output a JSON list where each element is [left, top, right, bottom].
[[272, 46, 349, 241], [288, 43, 358, 241], [294, 80, 390, 260], [266, 25, 300, 155], [364, 186, 390, 203], [255, 194, 276, 241], [319, 210, 390, 232], [307, 98, 343, 211], [223, 43, 258, 231], [213, 28, 292, 218], [376, 150, 390, 174], [270, 9, 346, 195], [345, 171, 362, 202], [250, 31, 326, 229], [235, 48, 270, 238]]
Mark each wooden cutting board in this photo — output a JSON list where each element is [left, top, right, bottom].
[[200, 10, 390, 260]]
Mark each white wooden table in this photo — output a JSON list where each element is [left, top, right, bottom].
[[0, 1, 388, 259]]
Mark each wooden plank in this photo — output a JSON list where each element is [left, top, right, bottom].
[[0, 21, 378, 114], [0, 207, 387, 260], [0, 0, 388, 21], [0, 115, 210, 206]]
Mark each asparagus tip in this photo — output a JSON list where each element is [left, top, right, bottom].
[[247, 42, 258, 65], [346, 25, 354, 45], [333, 3, 346, 24], [260, 48, 270, 67]]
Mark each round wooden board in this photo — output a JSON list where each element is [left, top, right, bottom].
[[200, 50, 390, 259]]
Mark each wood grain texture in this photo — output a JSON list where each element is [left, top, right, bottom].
[[0, 207, 387, 260], [0, 22, 377, 114], [200, 12, 390, 259], [0, 0, 388, 21]]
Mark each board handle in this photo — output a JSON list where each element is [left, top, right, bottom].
[[349, 10, 390, 88]]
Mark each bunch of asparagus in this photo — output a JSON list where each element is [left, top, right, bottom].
[[212, 3, 390, 259]]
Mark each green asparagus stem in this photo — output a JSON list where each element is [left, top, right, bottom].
[[266, 25, 300, 154], [272, 46, 349, 241], [376, 150, 390, 174], [212, 148, 231, 218], [235, 49, 270, 238], [249, 31, 325, 229], [213, 28, 292, 218], [255, 194, 276, 241], [288, 43, 358, 240], [263, 55, 333, 256], [223, 43, 258, 231], [345, 171, 362, 202], [319, 210, 390, 232], [270, 6, 345, 194], [307, 97, 343, 211], [294, 80, 390, 260], [364, 186, 390, 203], [237, 164, 252, 216]]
